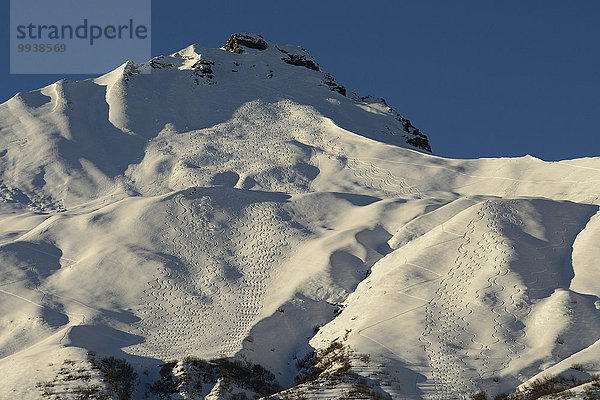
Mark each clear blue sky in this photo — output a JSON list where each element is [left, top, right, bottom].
[[1, 1, 598, 160]]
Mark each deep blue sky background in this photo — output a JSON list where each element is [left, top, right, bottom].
[[1, 1, 598, 160]]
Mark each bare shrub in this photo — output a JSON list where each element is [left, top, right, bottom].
[[572, 364, 587, 372], [149, 361, 179, 399], [90, 356, 138, 400], [469, 391, 488, 400], [340, 377, 391, 399], [150, 356, 281, 399]]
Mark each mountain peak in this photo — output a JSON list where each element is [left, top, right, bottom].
[[101, 35, 431, 153]]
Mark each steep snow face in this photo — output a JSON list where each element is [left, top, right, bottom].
[[0, 34, 599, 400]]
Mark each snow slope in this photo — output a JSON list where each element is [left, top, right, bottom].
[[0, 33, 599, 399]]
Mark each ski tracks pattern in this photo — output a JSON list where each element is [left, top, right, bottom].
[[130, 193, 294, 360], [300, 129, 424, 198], [420, 200, 530, 399]]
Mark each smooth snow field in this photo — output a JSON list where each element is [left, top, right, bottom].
[[0, 34, 599, 399]]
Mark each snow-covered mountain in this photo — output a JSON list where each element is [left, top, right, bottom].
[[0, 33, 599, 399]]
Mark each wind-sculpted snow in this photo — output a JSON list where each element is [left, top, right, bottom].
[[0, 34, 600, 399]]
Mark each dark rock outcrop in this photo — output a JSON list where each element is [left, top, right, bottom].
[[322, 73, 346, 96], [190, 58, 215, 85], [224, 33, 268, 54], [277, 46, 320, 71], [405, 134, 431, 152], [361, 96, 432, 152], [149, 55, 177, 70]]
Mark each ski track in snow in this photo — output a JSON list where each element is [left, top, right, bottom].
[[306, 130, 424, 197], [418, 200, 533, 399], [129, 193, 293, 360]]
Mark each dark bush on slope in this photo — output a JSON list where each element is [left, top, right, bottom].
[[90, 355, 138, 400], [150, 356, 281, 399], [471, 371, 600, 400]]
